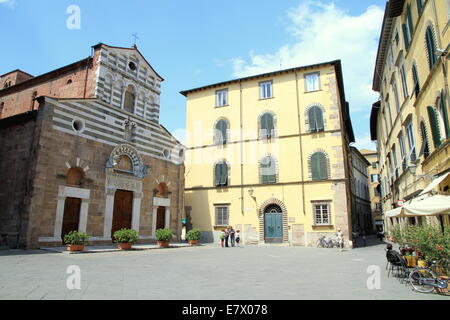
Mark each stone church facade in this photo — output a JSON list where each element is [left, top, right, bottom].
[[0, 44, 185, 249]]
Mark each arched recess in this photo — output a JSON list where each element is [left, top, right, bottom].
[[305, 103, 327, 132], [258, 198, 288, 243]]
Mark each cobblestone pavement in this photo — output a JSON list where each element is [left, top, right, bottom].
[[0, 239, 448, 300]]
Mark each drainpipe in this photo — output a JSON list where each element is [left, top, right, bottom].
[[295, 72, 306, 216], [239, 80, 244, 216]]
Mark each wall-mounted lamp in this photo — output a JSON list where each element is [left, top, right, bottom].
[[407, 164, 417, 175], [248, 188, 254, 197]]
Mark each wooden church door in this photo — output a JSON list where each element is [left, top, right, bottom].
[[61, 197, 81, 243], [111, 190, 133, 238]]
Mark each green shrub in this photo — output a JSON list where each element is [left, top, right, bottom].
[[64, 231, 90, 245], [155, 228, 173, 242], [113, 228, 139, 244], [185, 229, 201, 241]]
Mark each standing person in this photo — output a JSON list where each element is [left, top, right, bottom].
[[337, 228, 344, 252], [219, 230, 225, 248], [224, 227, 230, 247], [235, 229, 241, 247], [229, 226, 235, 247], [362, 232, 367, 247]]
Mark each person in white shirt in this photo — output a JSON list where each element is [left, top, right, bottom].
[[337, 228, 344, 251]]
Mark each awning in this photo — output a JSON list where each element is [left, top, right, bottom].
[[419, 172, 450, 196], [385, 207, 404, 218], [402, 194, 450, 216]]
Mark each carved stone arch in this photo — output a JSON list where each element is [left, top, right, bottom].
[[213, 158, 231, 186], [305, 102, 327, 132], [307, 148, 331, 180], [258, 153, 279, 184], [106, 144, 148, 179], [258, 110, 277, 139], [258, 198, 289, 243]]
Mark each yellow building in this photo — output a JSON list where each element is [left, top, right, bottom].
[[360, 149, 383, 231], [181, 60, 356, 247], [370, 0, 450, 228]]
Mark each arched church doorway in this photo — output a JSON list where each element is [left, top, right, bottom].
[[111, 189, 133, 238], [264, 204, 283, 243]]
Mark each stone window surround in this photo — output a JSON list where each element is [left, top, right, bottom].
[[38, 185, 91, 243]]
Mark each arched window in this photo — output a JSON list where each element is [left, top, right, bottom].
[[308, 106, 324, 132], [123, 84, 136, 113], [66, 167, 84, 186], [260, 155, 277, 184], [419, 121, 430, 159], [259, 112, 275, 139], [311, 152, 328, 180], [214, 161, 228, 187], [214, 119, 228, 145], [438, 90, 450, 139], [425, 26, 437, 70], [412, 63, 420, 97], [427, 106, 442, 148]]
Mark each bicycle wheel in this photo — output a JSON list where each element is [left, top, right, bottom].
[[409, 268, 436, 293]]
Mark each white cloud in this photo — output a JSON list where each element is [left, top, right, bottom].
[[0, 0, 16, 8], [231, 1, 384, 144], [352, 134, 377, 151]]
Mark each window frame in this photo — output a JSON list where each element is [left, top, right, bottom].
[[304, 72, 321, 92], [259, 80, 273, 99], [215, 205, 229, 226], [312, 201, 332, 226], [215, 89, 228, 107], [406, 121, 417, 163]]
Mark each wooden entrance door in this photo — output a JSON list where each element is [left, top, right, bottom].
[[111, 190, 133, 239], [264, 204, 283, 243], [62, 197, 81, 243], [156, 206, 166, 230]]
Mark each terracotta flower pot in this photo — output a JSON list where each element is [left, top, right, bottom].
[[67, 244, 84, 252], [157, 241, 170, 248], [188, 240, 198, 246], [117, 243, 132, 250]]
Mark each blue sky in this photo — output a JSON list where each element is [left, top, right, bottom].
[[0, 0, 387, 149]]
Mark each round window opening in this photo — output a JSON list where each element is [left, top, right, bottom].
[[72, 119, 85, 133], [128, 62, 137, 71]]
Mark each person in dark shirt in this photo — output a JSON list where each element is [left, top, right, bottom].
[[229, 226, 236, 247]]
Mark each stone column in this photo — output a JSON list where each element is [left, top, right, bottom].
[[103, 188, 116, 239], [53, 196, 66, 242], [131, 192, 143, 232], [78, 199, 90, 233]]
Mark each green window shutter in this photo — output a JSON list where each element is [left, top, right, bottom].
[[427, 106, 442, 148], [311, 153, 320, 180], [416, 0, 423, 14], [219, 163, 228, 186], [412, 65, 420, 96], [426, 27, 437, 70], [309, 107, 317, 131], [315, 107, 324, 131], [261, 156, 276, 183], [319, 153, 328, 179], [214, 163, 221, 186], [407, 6, 414, 36], [419, 122, 430, 158], [440, 90, 450, 139], [402, 24, 410, 49], [312, 152, 328, 180], [215, 120, 227, 144]]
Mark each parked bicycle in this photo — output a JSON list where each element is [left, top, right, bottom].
[[316, 236, 339, 248], [408, 260, 449, 294]]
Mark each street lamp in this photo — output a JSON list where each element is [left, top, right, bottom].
[[248, 188, 254, 197], [407, 164, 417, 175]]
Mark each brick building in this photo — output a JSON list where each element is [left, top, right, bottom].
[[0, 43, 185, 249]]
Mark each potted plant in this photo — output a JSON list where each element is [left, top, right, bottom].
[[155, 228, 173, 248], [185, 228, 201, 245], [113, 228, 138, 250], [64, 231, 90, 252]]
